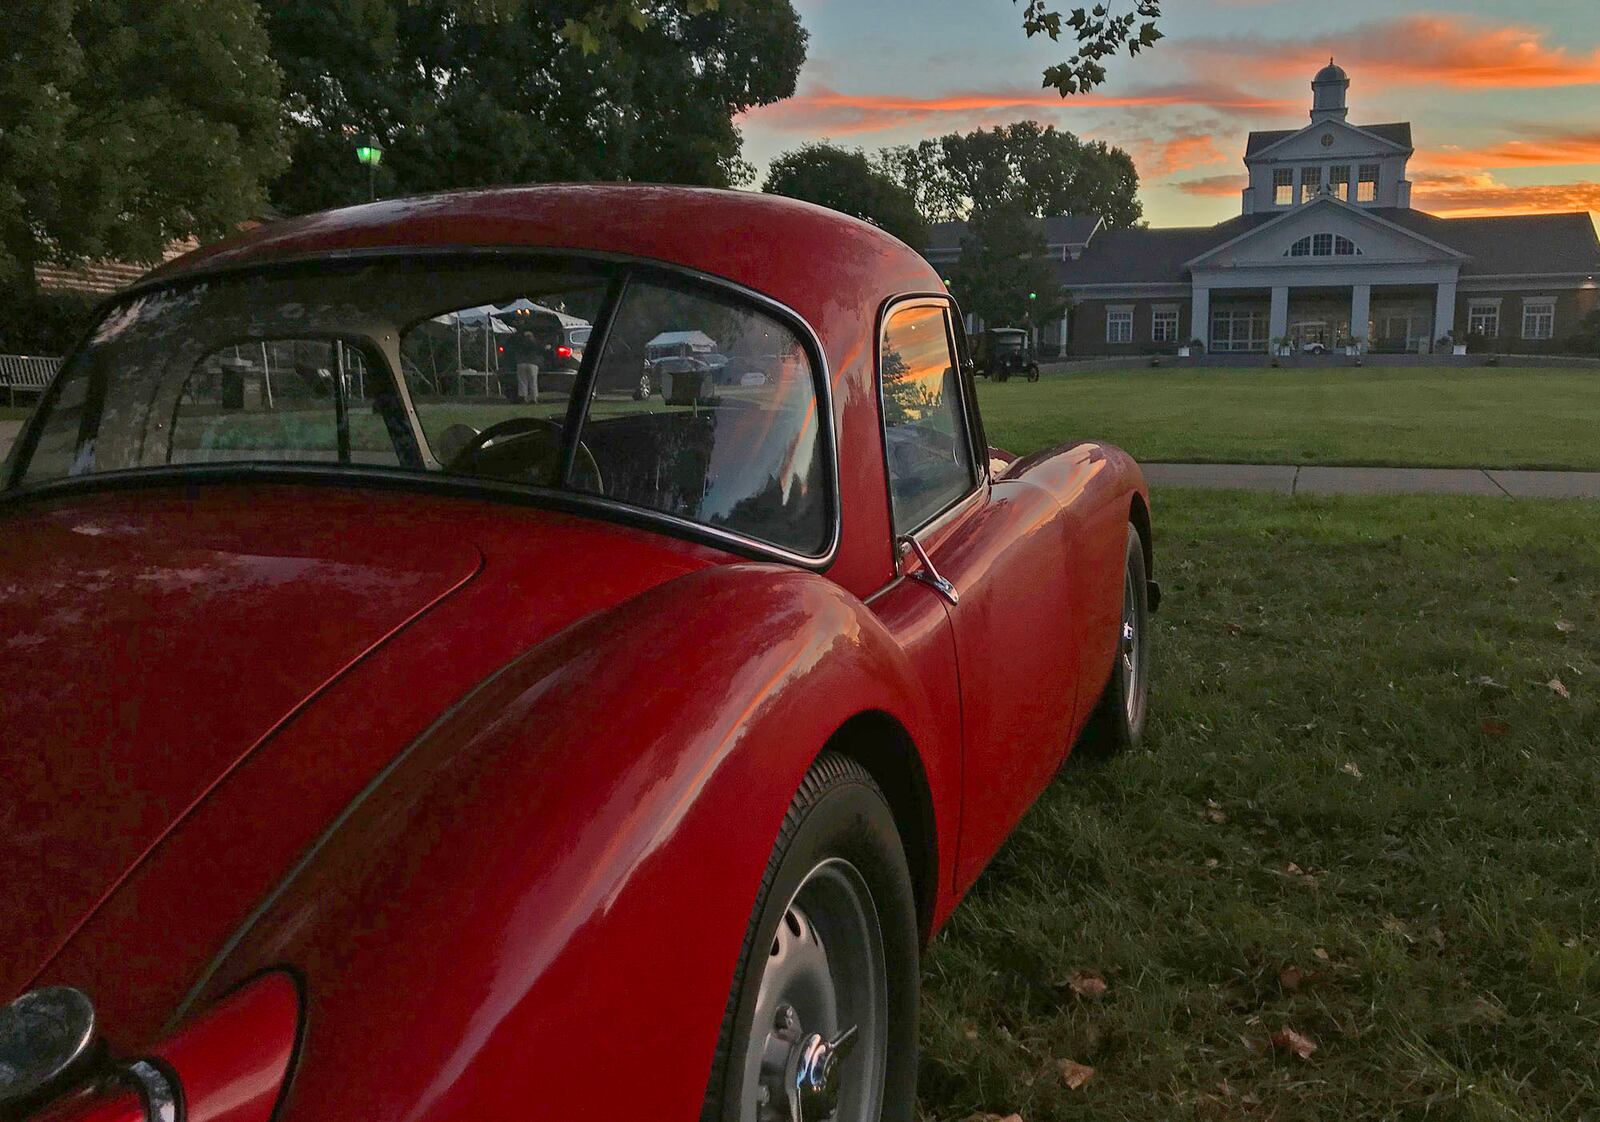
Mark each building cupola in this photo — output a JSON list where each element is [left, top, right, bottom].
[[1311, 58, 1349, 122]]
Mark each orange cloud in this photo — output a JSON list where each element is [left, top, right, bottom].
[[1188, 14, 1600, 89], [1138, 132, 1230, 176], [1422, 131, 1600, 171], [1410, 170, 1600, 218], [1172, 174, 1247, 198], [741, 82, 1294, 137]]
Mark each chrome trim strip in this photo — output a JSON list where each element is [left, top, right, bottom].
[[126, 1059, 179, 1122]]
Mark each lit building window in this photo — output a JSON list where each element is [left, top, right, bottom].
[[1522, 299, 1556, 340], [1357, 164, 1379, 203], [1330, 165, 1350, 201], [1151, 308, 1178, 342], [1468, 302, 1500, 337], [1286, 234, 1362, 257], [1300, 167, 1322, 201], [1106, 308, 1133, 344], [1274, 169, 1293, 206]]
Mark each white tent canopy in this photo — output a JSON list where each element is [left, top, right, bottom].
[[492, 298, 589, 328]]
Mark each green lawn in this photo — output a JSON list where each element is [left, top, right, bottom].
[[978, 367, 1600, 470], [919, 490, 1600, 1121]]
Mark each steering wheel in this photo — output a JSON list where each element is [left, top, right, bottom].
[[445, 416, 603, 492]]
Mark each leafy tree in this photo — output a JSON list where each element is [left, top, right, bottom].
[[266, 0, 806, 215], [876, 122, 1141, 228], [762, 143, 926, 247], [948, 201, 1068, 330], [0, 0, 286, 291]]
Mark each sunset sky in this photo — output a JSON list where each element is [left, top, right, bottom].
[[737, 0, 1600, 229]]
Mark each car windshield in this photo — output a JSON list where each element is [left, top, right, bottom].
[[993, 334, 1024, 352], [9, 256, 832, 555]]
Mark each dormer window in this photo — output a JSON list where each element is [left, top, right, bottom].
[[1286, 234, 1361, 257]]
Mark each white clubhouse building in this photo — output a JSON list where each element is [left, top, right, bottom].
[[927, 62, 1600, 355]]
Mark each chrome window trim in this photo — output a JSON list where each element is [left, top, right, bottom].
[[873, 293, 986, 572], [4, 247, 841, 571]]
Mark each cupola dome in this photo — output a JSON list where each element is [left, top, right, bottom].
[[1311, 57, 1349, 122]]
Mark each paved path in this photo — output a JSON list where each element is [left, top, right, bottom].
[[1143, 462, 1600, 498]]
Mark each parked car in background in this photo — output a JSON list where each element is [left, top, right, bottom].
[[974, 326, 1040, 381], [0, 185, 1155, 1122]]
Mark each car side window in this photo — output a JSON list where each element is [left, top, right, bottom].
[[880, 303, 976, 533]]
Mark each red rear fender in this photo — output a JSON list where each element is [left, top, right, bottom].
[[184, 564, 946, 1121]]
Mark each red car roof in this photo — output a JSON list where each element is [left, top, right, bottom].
[[148, 184, 942, 342]]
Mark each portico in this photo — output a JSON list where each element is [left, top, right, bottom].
[[1188, 195, 1465, 352]]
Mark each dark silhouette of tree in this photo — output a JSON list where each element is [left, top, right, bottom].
[[763, 143, 926, 248]]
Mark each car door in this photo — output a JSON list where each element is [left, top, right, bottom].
[[877, 299, 1082, 896]]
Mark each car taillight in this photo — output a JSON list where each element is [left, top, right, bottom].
[[555, 344, 573, 359], [12, 974, 300, 1122]]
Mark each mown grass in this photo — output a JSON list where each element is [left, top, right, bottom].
[[977, 367, 1600, 470], [919, 490, 1600, 1121]]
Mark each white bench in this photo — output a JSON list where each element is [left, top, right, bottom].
[[0, 355, 61, 405]]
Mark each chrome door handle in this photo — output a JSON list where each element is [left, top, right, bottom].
[[897, 534, 959, 605]]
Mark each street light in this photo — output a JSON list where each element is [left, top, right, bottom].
[[355, 136, 383, 202]]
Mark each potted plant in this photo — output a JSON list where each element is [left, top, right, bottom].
[[1343, 334, 1364, 357], [1272, 334, 1294, 358], [1179, 337, 1204, 358]]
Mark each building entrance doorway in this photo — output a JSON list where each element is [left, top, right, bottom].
[[1378, 312, 1428, 352]]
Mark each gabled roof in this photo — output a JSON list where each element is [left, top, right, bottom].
[[925, 213, 1103, 254], [1054, 214, 1275, 285], [1186, 195, 1467, 268], [1373, 210, 1600, 276], [1244, 121, 1413, 158], [1053, 207, 1600, 287]]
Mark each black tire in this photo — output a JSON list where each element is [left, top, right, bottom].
[[1027, 365, 1040, 382], [701, 752, 920, 1122], [995, 370, 1009, 383], [1079, 523, 1151, 754]]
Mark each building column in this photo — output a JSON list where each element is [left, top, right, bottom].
[[1058, 315, 1069, 353], [1350, 283, 1371, 349], [1191, 286, 1210, 348], [1433, 279, 1458, 346], [1291, 166, 1303, 205], [1269, 286, 1289, 345]]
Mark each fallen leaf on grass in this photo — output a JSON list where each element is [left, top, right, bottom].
[[1224, 622, 1242, 636], [1270, 1026, 1318, 1059], [1479, 717, 1511, 737], [1556, 619, 1576, 633], [1548, 678, 1570, 699], [962, 1021, 978, 1041], [1313, 947, 1330, 961], [1204, 857, 1220, 869], [1204, 798, 1227, 824], [1067, 970, 1107, 998], [1340, 762, 1363, 779], [1056, 1059, 1095, 1090], [1281, 862, 1318, 887], [1474, 675, 1509, 697], [1279, 965, 1305, 991]]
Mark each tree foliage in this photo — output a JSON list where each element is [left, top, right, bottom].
[[267, 0, 806, 215], [1016, 0, 1163, 95], [0, 0, 286, 289], [762, 143, 926, 247], [876, 122, 1142, 229], [948, 200, 1068, 329]]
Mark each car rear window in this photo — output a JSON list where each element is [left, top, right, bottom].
[[9, 257, 833, 557]]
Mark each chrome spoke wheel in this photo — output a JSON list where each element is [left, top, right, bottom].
[[738, 859, 887, 1122], [1121, 568, 1141, 726]]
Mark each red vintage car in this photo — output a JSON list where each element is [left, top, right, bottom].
[[0, 186, 1155, 1122]]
